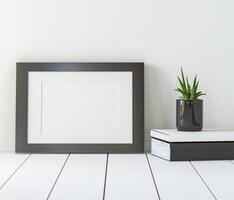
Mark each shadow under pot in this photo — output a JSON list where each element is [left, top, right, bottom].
[[176, 99, 203, 131]]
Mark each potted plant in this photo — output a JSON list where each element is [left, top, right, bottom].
[[175, 68, 206, 131]]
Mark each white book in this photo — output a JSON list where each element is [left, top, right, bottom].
[[151, 129, 234, 143], [151, 139, 171, 160], [150, 129, 234, 161]]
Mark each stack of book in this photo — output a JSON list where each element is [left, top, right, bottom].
[[151, 129, 234, 161]]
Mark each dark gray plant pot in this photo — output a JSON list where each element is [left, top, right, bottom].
[[176, 99, 203, 131]]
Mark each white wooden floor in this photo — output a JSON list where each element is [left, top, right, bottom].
[[0, 153, 234, 200]]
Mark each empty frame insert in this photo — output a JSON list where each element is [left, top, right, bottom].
[[16, 63, 144, 153]]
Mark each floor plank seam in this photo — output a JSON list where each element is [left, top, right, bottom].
[[103, 153, 109, 200], [145, 153, 161, 200], [189, 161, 217, 200], [46, 154, 70, 200], [0, 154, 31, 190]]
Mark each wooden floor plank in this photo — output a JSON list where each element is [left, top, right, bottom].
[[0, 154, 68, 200], [49, 154, 107, 200], [192, 160, 234, 200], [105, 154, 159, 200], [0, 153, 30, 188], [148, 154, 214, 200]]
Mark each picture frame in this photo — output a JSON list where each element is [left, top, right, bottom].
[[16, 62, 144, 153]]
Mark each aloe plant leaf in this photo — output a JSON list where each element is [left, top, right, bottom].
[[192, 74, 197, 90], [186, 76, 191, 99], [177, 77, 187, 92], [194, 91, 206, 99], [175, 88, 189, 100], [190, 88, 195, 100], [194, 91, 201, 98], [194, 81, 199, 94], [175, 88, 184, 95], [175, 88, 186, 94], [180, 68, 186, 87], [196, 92, 206, 98], [176, 68, 206, 101]]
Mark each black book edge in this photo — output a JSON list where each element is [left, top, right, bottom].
[[151, 137, 234, 161]]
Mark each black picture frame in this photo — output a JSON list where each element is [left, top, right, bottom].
[[16, 62, 144, 153]]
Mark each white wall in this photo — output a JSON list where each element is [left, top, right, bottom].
[[1, 0, 234, 151]]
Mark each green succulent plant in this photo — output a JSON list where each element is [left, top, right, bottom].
[[175, 68, 206, 101]]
